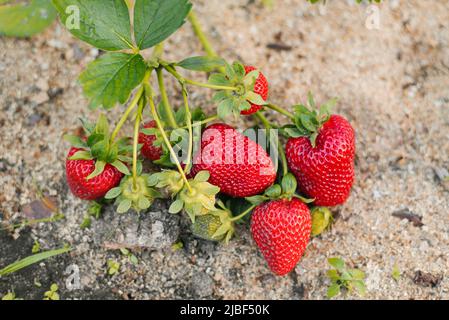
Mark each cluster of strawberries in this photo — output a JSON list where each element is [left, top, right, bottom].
[[66, 65, 355, 276]]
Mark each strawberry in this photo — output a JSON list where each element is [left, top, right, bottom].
[[66, 147, 123, 200], [139, 120, 163, 161], [240, 65, 269, 115], [251, 198, 311, 276], [190, 123, 276, 197], [209, 61, 269, 119], [284, 95, 355, 206], [64, 115, 131, 201]]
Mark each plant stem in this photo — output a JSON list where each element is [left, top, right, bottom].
[[265, 103, 295, 119], [163, 64, 236, 91], [132, 97, 145, 189], [156, 68, 178, 128], [151, 42, 165, 60], [110, 86, 144, 143], [230, 204, 257, 222], [255, 112, 288, 176], [188, 11, 217, 57], [184, 78, 237, 91], [145, 83, 193, 192], [181, 86, 193, 174]]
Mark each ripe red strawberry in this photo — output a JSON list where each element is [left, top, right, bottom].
[[66, 147, 123, 200], [286, 114, 355, 206], [241, 65, 269, 115], [251, 198, 311, 276], [190, 123, 276, 197], [139, 120, 162, 161]]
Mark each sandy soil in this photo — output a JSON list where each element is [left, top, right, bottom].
[[0, 0, 448, 299]]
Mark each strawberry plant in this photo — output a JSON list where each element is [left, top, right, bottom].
[[42, 0, 359, 277]]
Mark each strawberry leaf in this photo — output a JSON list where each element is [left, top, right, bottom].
[[68, 150, 92, 161], [328, 257, 345, 270], [79, 53, 146, 110], [117, 199, 132, 214], [245, 92, 267, 106], [327, 283, 340, 299], [52, 0, 133, 51], [134, 0, 192, 50]]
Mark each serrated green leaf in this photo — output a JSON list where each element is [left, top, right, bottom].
[[134, 0, 192, 50], [169, 199, 184, 214], [79, 53, 146, 110], [95, 114, 110, 136], [232, 61, 245, 78], [213, 91, 228, 103], [352, 280, 366, 296], [350, 269, 365, 280], [283, 127, 303, 138], [117, 199, 132, 214], [281, 173, 297, 195], [0, 0, 57, 37], [177, 56, 225, 72], [86, 160, 106, 180], [327, 269, 340, 281], [52, 0, 132, 51], [243, 70, 260, 88]]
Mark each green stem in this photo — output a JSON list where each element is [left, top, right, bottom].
[[184, 78, 237, 91], [188, 11, 217, 57], [230, 205, 257, 222], [165, 115, 218, 132], [255, 112, 288, 176], [110, 86, 144, 143], [145, 83, 193, 193], [162, 63, 236, 90], [132, 97, 145, 189], [181, 86, 193, 174], [151, 42, 165, 60], [156, 68, 178, 128], [265, 103, 295, 119]]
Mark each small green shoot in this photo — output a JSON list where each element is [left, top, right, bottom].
[[326, 257, 366, 299], [107, 260, 120, 276], [43, 284, 59, 300], [392, 265, 401, 281], [32, 240, 41, 254], [120, 248, 138, 265]]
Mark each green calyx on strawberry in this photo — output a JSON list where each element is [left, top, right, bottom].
[[64, 115, 131, 179], [282, 92, 337, 147], [148, 170, 185, 196], [191, 203, 235, 244], [104, 173, 161, 214], [166, 170, 220, 222], [245, 173, 313, 206], [209, 61, 268, 119], [311, 207, 333, 237]]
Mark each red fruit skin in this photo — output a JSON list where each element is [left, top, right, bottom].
[[286, 115, 355, 206], [190, 123, 276, 197], [139, 120, 163, 161], [251, 198, 312, 276], [241, 66, 269, 115], [66, 148, 123, 200]]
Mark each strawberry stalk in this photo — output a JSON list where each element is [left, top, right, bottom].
[[181, 85, 193, 174], [132, 97, 145, 190], [162, 63, 237, 91], [156, 67, 178, 128], [265, 103, 295, 120], [145, 83, 193, 193], [229, 204, 257, 222], [187, 11, 218, 58], [110, 86, 144, 143], [255, 112, 289, 176]]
